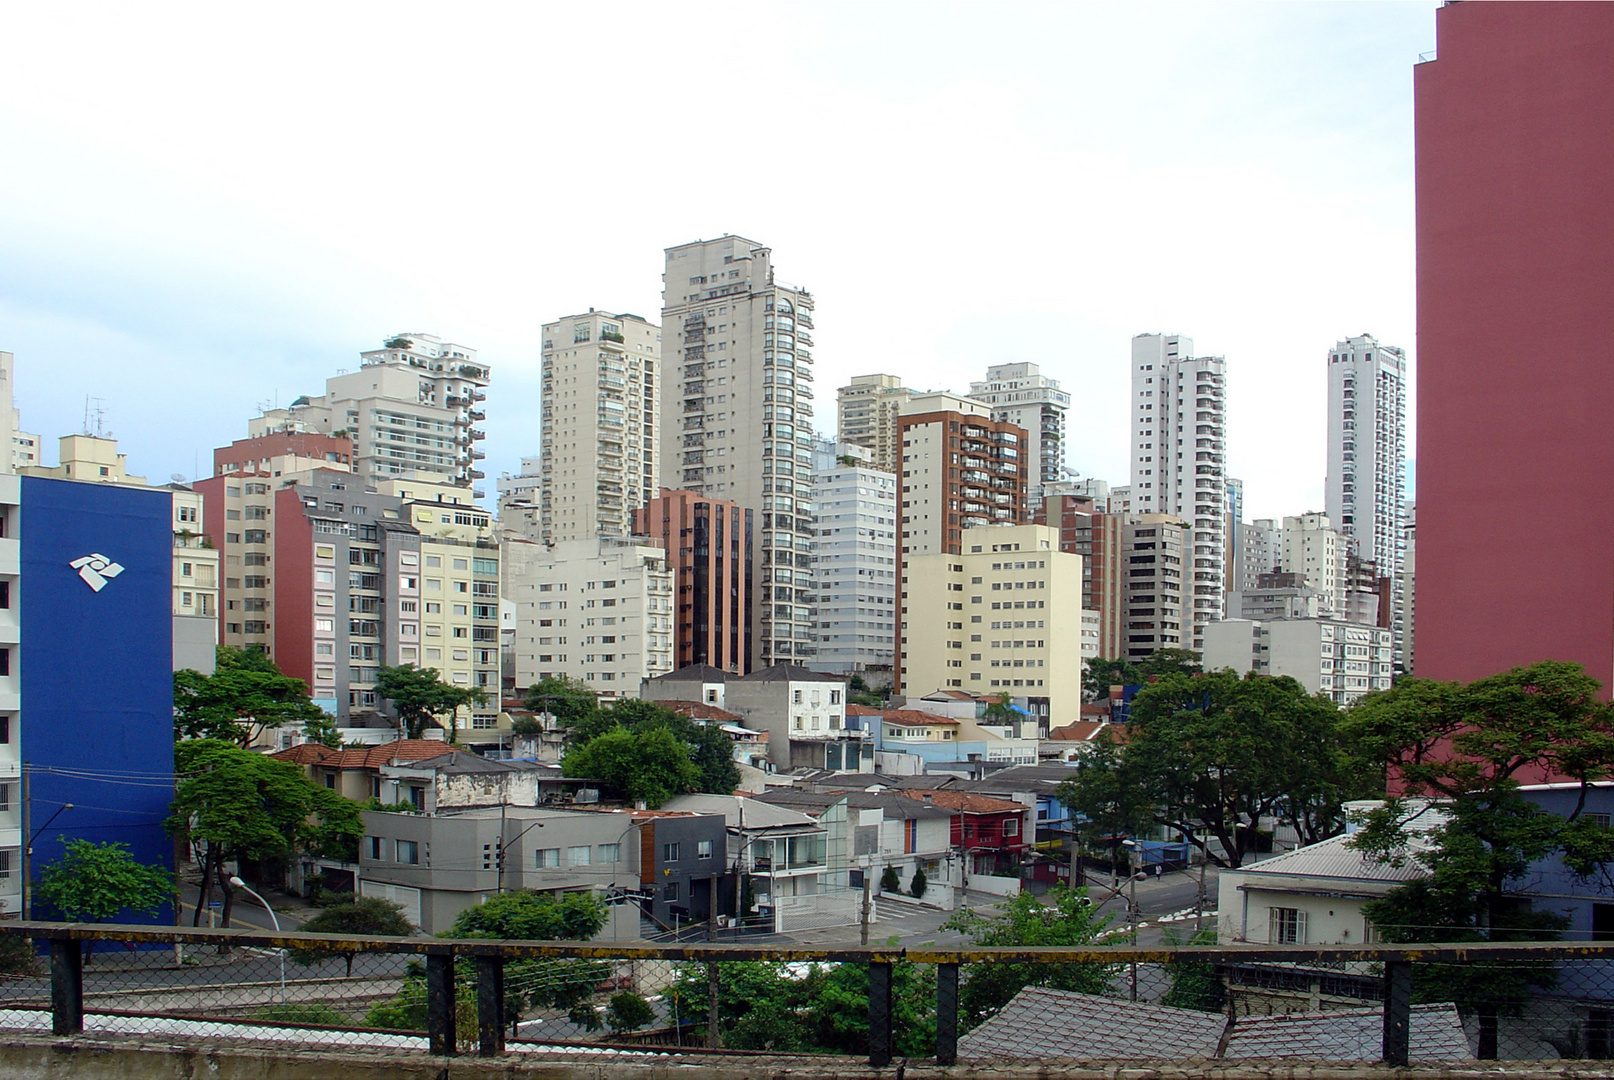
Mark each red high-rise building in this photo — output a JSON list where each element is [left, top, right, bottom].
[[633, 489, 753, 674], [1415, 3, 1614, 688]]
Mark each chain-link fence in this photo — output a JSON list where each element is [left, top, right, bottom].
[[7, 924, 1614, 1065]]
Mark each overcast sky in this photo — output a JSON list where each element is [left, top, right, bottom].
[[0, 1, 1433, 521]]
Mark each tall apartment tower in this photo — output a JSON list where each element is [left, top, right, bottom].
[[837, 374, 913, 472], [1325, 334, 1407, 576], [968, 362, 1070, 499], [661, 236, 816, 670], [1120, 514, 1191, 662], [633, 488, 753, 675], [539, 311, 661, 544], [1281, 512, 1346, 619], [1416, 5, 1614, 686], [253, 334, 489, 492], [1035, 492, 1122, 658], [811, 440, 898, 680], [1130, 333, 1227, 651], [894, 392, 1030, 692]]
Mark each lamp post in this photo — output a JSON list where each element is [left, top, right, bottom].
[[496, 817, 545, 894], [1120, 840, 1140, 1002], [20, 799, 74, 920], [228, 876, 285, 1005]]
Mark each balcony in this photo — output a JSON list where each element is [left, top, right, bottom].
[[467, 409, 486, 421]]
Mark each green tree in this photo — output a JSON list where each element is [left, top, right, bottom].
[[367, 891, 611, 1036], [605, 991, 656, 1034], [879, 865, 901, 893], [909, 866, 928, 898], [375, 664, 487, 740], [943, 888, 1115, 1029], [167, 739, 363, 928], [981, 692, 1015, 723], [174, 646, 340, 748], [564, 699, 739, 796], [1344, 662, 1614, 1036], [523, 675, 599, 728], [1059, 671, 1361, 868], [561, 726, 701, 808], [36, 839, 172, 960], [289, 897, 415, 976], [1082, 649, 1202, 703]]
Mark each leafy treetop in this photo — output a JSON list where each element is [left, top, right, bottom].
[[174, 646, 340, 748], [446, 890, 607, 941], [1082, 648, 1202, 703], [36, 839, 172, 924], [376, 664, 487, 740]]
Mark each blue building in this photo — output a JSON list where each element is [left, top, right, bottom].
[[15, 475, 176, 922]]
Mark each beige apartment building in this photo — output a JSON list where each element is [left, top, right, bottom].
[[902, 524, 1083, 725], [22, 434, 220, 672], [253, 333, 488, 492], [1281, 512, 1347, 619], [539, 310, 660, 544], [660, 236, 817, 670], [505, 535, 675, 701], [836, 374, 913, 472]]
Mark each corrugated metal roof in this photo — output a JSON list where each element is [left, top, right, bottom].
[[1236, 834, 1430, 884]]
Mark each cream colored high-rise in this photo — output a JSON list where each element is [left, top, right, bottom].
[[539, 311, 660, 544], [661, 236, 816, 670], [903, 524, 1084, 727], [1281, 511, 1347, 619], [837, 374, 912, 472]]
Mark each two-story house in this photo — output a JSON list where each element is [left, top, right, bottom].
[[900, 788, 1030, 878]]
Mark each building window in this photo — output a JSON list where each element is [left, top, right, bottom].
[[598, 843, 621, 864], [535, 847, 561, 868], [396, 840, 420, 865], [662, 842, 680, 862], [568, 845, 592, 866], [697, 840, 713, 859], [1003, 818, 1019, 837], [368, 836, 383, 860], [663, 880, 679, 902], [1269, 907, 1307, 944]]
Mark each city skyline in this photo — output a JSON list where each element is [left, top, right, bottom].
[[0, 3, 1432, 522]]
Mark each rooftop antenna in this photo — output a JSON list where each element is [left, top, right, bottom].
[[82, 396, 109, 438]]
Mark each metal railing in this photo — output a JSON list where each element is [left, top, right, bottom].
[[5, 923, 1614, 1067]]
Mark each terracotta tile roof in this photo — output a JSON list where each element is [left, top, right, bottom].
[[867, 708, 960, 727], [1048, 721, 1108, 742], [654, 700, 746, 724], [269, 744, 339, 765], [845, 704, 883, 716], [315, 739, 458, 771], [899, 788, 1026, 815]]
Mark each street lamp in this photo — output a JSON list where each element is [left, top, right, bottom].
[[228, 876, 285, 1005], [496, 818, 544, 894], [1120, 840, 1143, 1002], [20, 801, 73, 920]]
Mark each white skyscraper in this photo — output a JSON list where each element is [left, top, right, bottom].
[[811, 438, 898, 680], [1325, 334, 1407, 576], [661, 236, 817, 670], [538, 310, 661, 544], [968, 362, 1071, 499], [1130, 333, 1227, 651]]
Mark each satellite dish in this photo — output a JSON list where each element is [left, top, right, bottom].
[[171, 473, 188, 483]]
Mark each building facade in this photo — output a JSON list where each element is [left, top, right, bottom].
[[967, 362, 1070, 499], [1130, 333, 1227, 650], [895, 393, 1029, 692], [539, 310, 660, 544], [902, 524, 1082, 726], [1414, 4, 1614, 687], [660, 236, 816, 670], [1202, 617, 1394, 705], [1120, 513, 1190, 662], [1280, 512, 1346, 620], [504, 535, 674, 699], [836, 374, 913, 472], [1035, 492, 1122, 660], [1325, 335, 1407, 576], [253, 333, 488, 491], [633, 489, 752, 675], [811, 442, 897, 679]]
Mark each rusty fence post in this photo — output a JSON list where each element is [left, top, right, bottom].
[[868, 960, 893, 1068], [476, 953, 505, 1057], [1381, 959, 1411, 1067], [935, 961, 959, 1065], [49, 939, 83, 1037], [427, 950, 458, 1056]]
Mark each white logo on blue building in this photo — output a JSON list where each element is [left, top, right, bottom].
[[70, 553, 125, 592]]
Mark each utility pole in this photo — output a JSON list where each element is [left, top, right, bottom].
[[1195, 857, 1207, 933], [18, 766, 28, 920], [860, 876, 872, 946], [1126, 842, 1139, 1003]]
